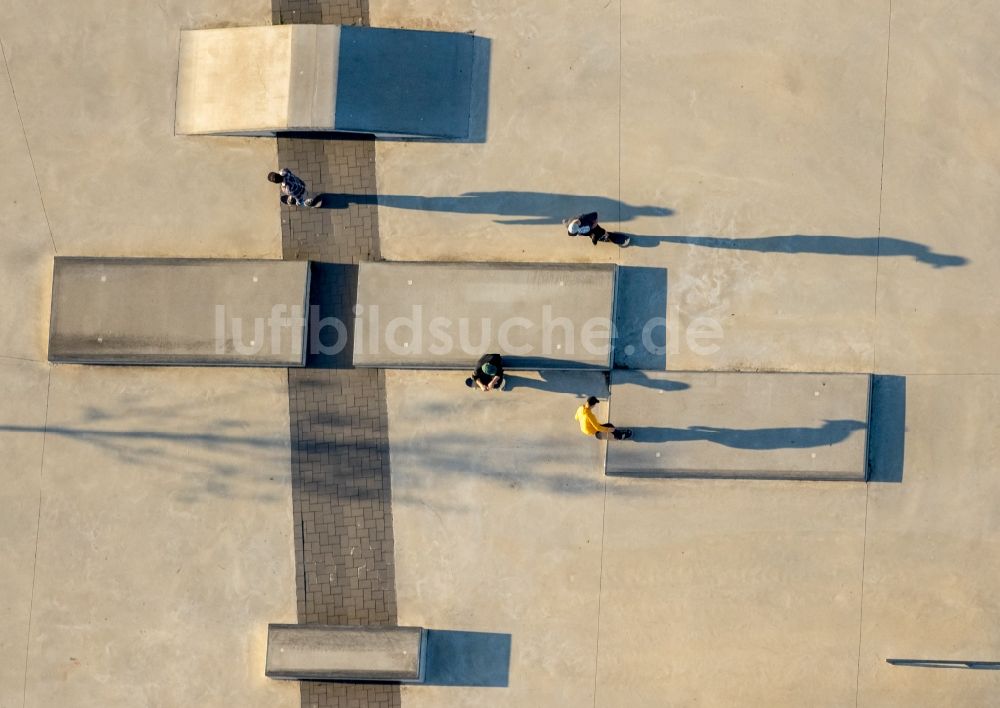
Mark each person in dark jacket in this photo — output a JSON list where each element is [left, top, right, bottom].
[[268, 168, 322, 208], [565, 211, 630, 247], [466, 353, 506, 391]]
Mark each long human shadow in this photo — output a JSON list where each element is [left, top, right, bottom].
[[504, 370, 688, 395], [316, 190, 674, 225], [629, 234, 968, 268], [630, 419, 866, 448]]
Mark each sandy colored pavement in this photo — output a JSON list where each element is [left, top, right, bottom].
[[375, 1, 1000, 706], [0, 1, 297, 706], [1, 0, 998, 704]]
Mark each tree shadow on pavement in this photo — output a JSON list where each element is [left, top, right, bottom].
[[0, 394, 289, 503]]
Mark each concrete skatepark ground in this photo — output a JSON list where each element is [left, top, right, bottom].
[[2, 1, 1000, 707]]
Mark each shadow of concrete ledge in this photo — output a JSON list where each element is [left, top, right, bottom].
[[887, 658, 1000, 669], [421, 630, 512, 687], [867, 374, 906, 483]]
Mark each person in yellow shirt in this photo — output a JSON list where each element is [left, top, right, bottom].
[[575, 396, 632, 440]]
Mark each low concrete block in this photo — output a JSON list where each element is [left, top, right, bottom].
[[48, 258, 310, 366], [352, 261, 617, 369], [175, 25, 478, 139], [605, 371, 870, 480], [265, 624, 426, 682]]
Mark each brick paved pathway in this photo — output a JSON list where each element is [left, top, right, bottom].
[[272, 4, 400, 708]]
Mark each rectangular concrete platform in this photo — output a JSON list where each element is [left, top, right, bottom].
[[265, 625, 426, 682], [352, 261, 617, 369], [605, 371, 871, 481], [48, 258, 310, 366], [175, 25, 479, 139]]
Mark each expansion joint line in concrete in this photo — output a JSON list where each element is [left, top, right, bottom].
[[616, 0, 623, 239], [1, 38, 58, 256], [853, 484, 871, 707], [21, 368, 52, 707], [872, 0, 893, 371], [0, 354, 45, 365], [592, 479, 609, 708]]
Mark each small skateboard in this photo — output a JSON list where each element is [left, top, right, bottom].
[[605, 232, 631, 247], [465, 377, 506, 391], [614, 428, 633, 440]]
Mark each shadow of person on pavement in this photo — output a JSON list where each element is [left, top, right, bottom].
[[625, 234, 968, 268], [503, 371, 689, 395], [316, 190, 674, 225]]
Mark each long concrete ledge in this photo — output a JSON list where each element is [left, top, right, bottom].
[[352, 261, 618, 369], [265, 625, 426, 682], [176, 25, 479, 139], [605, 371, 870, 481], [48, 258, 310, 366]]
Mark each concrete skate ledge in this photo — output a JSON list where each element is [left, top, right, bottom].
[[265, 624, 426, 682], [176, 25, 482, 139], [352, 261, 618, 369], [48, 258, 310, 366], [605, 371, 870, 481]]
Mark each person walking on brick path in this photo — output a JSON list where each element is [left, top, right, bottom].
[[268, 168, 322, 208], [575, 396, 632, 440], [565, 211, 631, 247], [466, 353, 506, 391]]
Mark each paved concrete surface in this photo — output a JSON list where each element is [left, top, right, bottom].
[[856, 374, 1000, 704], [595, 478, 868, 706], [605, 371, 870, 480], [353, 262, 617, 369], [386, 370, 608, 708], [0, 1, 281, 260], [266, 625, 423, 680], [2, 0, 1000, 705], [276, 118, 401, 708], [0, 360, 49, 707], [3, 366, 298, 708], [0, 52, 53, 364], [1, 1, 299, 706], [374, 1, 1000, 707], [874, 1, 1000, 374], [48, 258, 310, 366], [370, 1, 887, 373]]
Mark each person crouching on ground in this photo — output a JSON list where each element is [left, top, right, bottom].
[[575, 396, 628, 440], [466, 353, 506, 391], [267, 168, 322, 208]]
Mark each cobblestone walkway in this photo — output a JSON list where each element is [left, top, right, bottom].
[[272, 4, 400, 708]]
